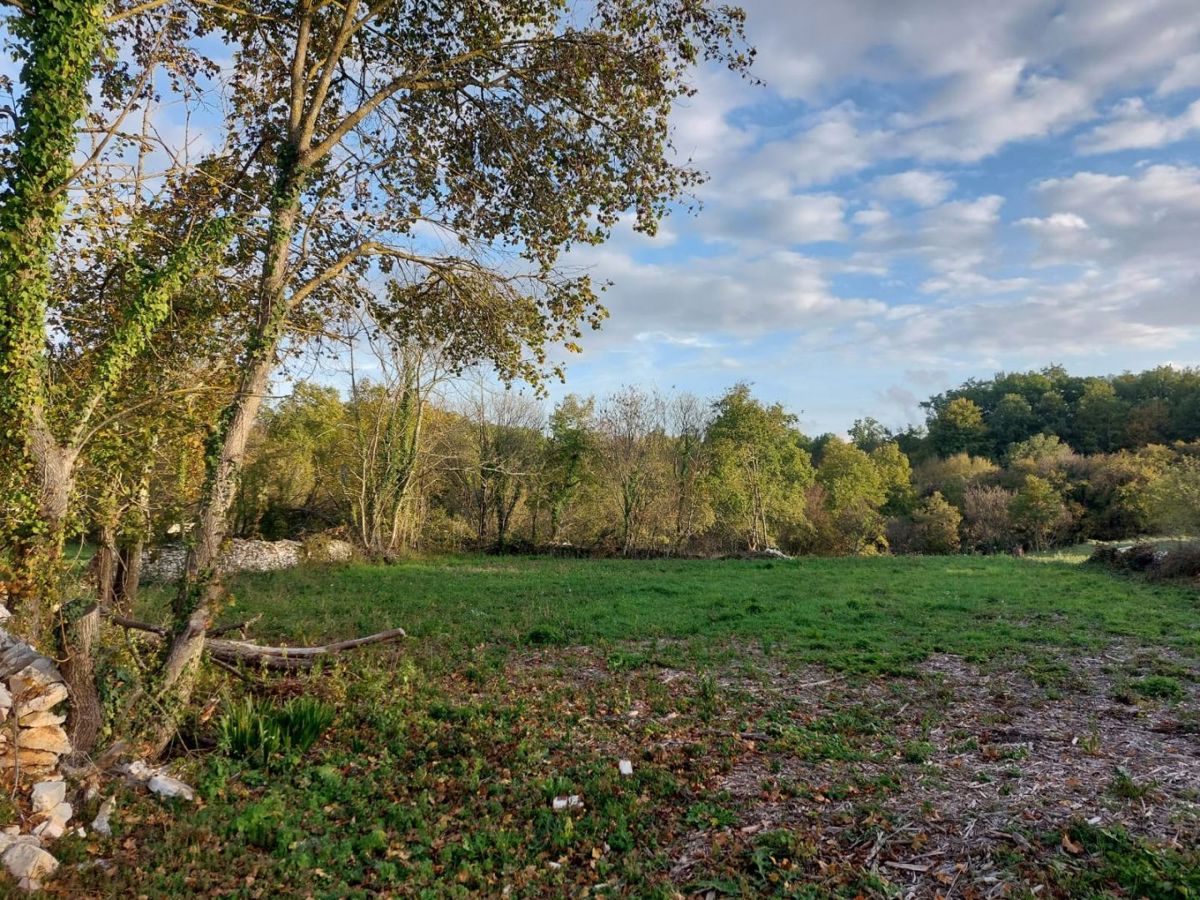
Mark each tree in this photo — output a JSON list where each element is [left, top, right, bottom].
[[927, 397, 989, 457], [1072, 381, 1126, 453], [961, 485, 1016, 553], [538, 395, 597, 544], [991, 393, 1036, 453], [154, 0, 753, 744], [598, 387, 665, 556], [814, 437, 888, 554], [871, 442, 916, 516], [906, 492, 962, 555], [666, 393, 713, 554], [848, 417, 890, 452], [1146, 455, 1200, 537], [1009, 475, 1070, 551], [0, 0, 239, 750], [706, 385, 812, 551]]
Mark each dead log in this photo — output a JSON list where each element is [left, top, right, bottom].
[[104, 614, 406, 670]]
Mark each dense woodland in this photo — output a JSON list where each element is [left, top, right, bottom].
[[127, 364, 1200, 559]]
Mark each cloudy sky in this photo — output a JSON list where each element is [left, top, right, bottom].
[[546, 0, 1200, 435]]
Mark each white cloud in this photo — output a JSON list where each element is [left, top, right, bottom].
[[1078, 98, 1200, 153], [873, 170, 955, 206], [1159, 53, 1200, 95]]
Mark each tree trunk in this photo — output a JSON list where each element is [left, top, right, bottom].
[[149, 160, 305, 754], [116, 541, 142, 609], [58, 604, 102, 753]]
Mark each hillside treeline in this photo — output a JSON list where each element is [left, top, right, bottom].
[[140, 366, 1200, 558]]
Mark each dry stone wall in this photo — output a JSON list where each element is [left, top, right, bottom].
[[0, 605, 74, 891], [141, 536, 354, 582]]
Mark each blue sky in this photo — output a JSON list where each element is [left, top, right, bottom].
[[545, 0, 1200, 435], [10, 2, 1200, 436]]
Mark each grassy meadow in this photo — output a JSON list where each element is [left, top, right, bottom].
[[50, 554, 1200, 897]]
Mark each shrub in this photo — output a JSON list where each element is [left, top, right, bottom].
[[962, 485, 1016, 553], [1095, 543, 1160, 573], [1009, 475, 1073, 551], [909, 492, 962, 554]]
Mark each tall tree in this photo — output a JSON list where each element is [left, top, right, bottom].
[[155, 0, 753, 742]]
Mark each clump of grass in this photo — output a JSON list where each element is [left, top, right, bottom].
[[685, 799, 738, 830], [1132, 675, 1185, 701], [276, 696, 336, 754], [1109, 767, 1156, 800], [218, 696, 281, 768], [218, 694, 335, 769], [903, 740, 935, 763], [1045, 823, 1200, 897]]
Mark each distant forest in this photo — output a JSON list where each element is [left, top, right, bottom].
[[137, 365, 1200, 559]]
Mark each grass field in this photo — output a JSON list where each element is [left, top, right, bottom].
[[52, 555, 1200, 897]]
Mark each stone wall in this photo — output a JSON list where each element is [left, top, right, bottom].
[[141, 536, 355, 582], [0, 607, 73, 890]]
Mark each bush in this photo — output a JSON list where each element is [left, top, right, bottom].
[[962, 485, 1016, 553], [908, 492, 962, 554]]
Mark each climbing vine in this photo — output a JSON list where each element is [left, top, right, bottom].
[[0, 1, 106, 609]]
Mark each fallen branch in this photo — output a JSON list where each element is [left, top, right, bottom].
[[208, 614, 263, 638], [104, 613, 407, 670]]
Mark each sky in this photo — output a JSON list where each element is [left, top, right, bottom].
[[543, 0, 1200, 435], [9, 2, 1200, 436]]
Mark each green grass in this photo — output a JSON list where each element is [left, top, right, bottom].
[[51, 554, 1200, 898], [142, 554, 1200, 672]]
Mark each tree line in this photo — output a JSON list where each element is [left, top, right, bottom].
[[164, 365, 1200, 560]]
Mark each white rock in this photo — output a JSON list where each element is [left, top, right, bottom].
[[17, 710, 65, 728], [123, 760, 153, 782], [0, 605, 11, 622], [91, 797, 115, 836], [618, 759, 633, 777], [2, 842, 58, 885], [552, 795, 583, 811], [147, 774, 195, 801], [17, 725, 70, 755], [14, 682, 68, 716], [29, 781, 65, 814], [0, 683, 11, 710], [8, 657, 64, 694], [32, 800, 72, 841], [31, 819, 65, 841]]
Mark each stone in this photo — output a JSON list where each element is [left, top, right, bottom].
[[2, 842, 58, 887], [31, 800, 72, 841], [147, 774, 195, 801], [0, 605, 11, 623], [618, 759, 633, 777], [17, 726, 70, 755], [0, 643, 39, 679], [91, 797, 115, 836], [0, 683, 11, 710], [29, 781, 65, 815], [0, 748, 59, 769], [17, 710, 64, 728], [8, 657, 64, 696], [13, 682, 68, 716]]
